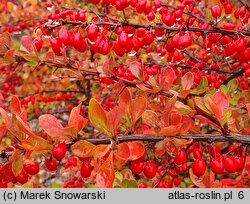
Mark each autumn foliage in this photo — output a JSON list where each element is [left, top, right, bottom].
[[0, 0, 250, 188]]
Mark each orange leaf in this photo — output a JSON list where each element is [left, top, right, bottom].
[[158, 125, 180, 136], [128, 141, 145, 160], [96, 152, 114, 188], [246, 104, 250, 117], [71, 140, 95, 158], [0, 107, 17, 136], [114, 143, 130, 161], [159, 67, 176, 90], [189, 169, 214, 188], [39, 114, 68, 139], [68, 103, 88, 137], [10, 95, 22, 116], [131, 95, 147, 124], [16, 115, 52, 147], [89, 98, 112, 136], [11, 155, 23, 176], [106, 106, 123, 136], [181, 72, 194, 90], [93, 145, 110, 158]]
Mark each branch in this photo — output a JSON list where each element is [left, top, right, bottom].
[[81, 133, 250, 145], [44, 20, 250, 36]]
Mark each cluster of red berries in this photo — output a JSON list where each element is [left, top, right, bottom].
[[16, 161, 40, 184], [63, 176, 83, 188], [20, 92, 73, 109], [0, 65, 22, 99], [102, 96, 115, 111]]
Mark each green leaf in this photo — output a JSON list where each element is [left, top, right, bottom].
[[88, 98, 112, 136], [198, 77, 208, 89], [221, 109, 232, 127], [220, 85, 228, 94], [227, 79, 238, 95]]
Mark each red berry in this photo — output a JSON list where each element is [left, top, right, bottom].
[[58, 28, 70, 45], [224, 2, 232, 14], [174, 149, 187, 165], [192, 159, 206, 177], [23, 161, 40, 175], [234, 157, 244, 171], [211, 5, 222, 18], [210, 158, 224, 174], [165, 180, 173, 188], [223, 156, 237, 173], [16, 170, 29, 184], [131, 160, 144, 174], [33, 37, 43, 52], [73, 31, 87, 52], [173, 177, 181, 186], [138, 183, 147, 188], [245, 69, 250, 77], [52, 142, 67, 160], [80, 161, 92, 178], [49, 38, 62, 55], [44, 157, 58, 172], [143, 160, 157, 178]]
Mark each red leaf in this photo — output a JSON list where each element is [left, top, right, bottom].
[[189, 169, 214, 188], [21, 36, 34, 52], [181, 72, 194, 90], [131, 95, 147, 124], [159, 67, 176, 90], [213, 91, 229, 116], [246, 103, 250, 117], [114, 143, 130, 161], [96, 152, 114, 188], [10, 95, 22, 115], [128, 141, 145, 160], [0, 107, 17, 135], [0, 163, 16, 184], [128, 61, 143, 80]]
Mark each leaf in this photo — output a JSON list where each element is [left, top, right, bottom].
[[131, 95, 147, 124], [0, 107, 17, 136], [16, 115, 52, 147], [114, 143, 130, 161], [142, 110, 162, 128], [68, 103, 88, 135], [96, 152, 114, 188], [227, 78, 238, 95], [106, 106, 123, 136], [20, 36, 34, 52], [246, 104, 250, 118], [3, 48, 15, 63], [88, 98, 112, 136], [128, 141, 145, 160], [213, 91, 229, 115], [11, 155, 23, 177], [118, 87, 131, 109], [71, 140, 95, 158], [39, 114, 68, 139], [189, 169, 214, 188], [198, 77, 208, 89], [128, 61, 143, 80], [194, 97, 211, 115], [93, 145, 110, 158], [181, 72, 194, 90], [0, 125, 7, 141], [0, 163, 16, 184], [158, 67, 176, 90], [10, 95, 22, 116], [159, 125, 180, 136]]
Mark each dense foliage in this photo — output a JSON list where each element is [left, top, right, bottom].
[[0, 0, 250, 188]]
